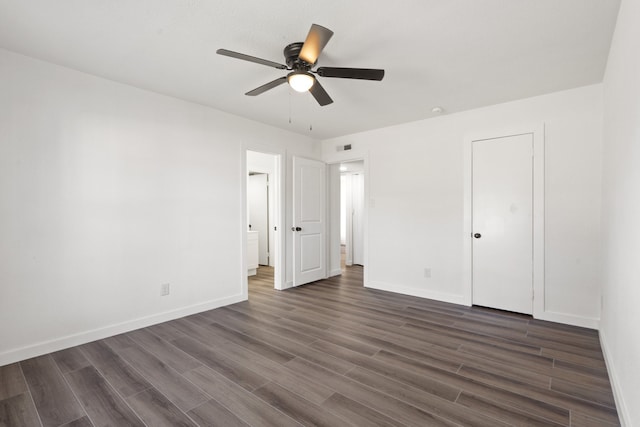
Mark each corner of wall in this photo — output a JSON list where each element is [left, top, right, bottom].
[[600, 329, 631, 427], [534, 311, 599, 330]]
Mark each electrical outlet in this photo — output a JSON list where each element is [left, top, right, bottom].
[[161, 283, 170, 296], [424, 268, 431, 278]]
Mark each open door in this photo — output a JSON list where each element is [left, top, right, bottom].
[[293, 156, 326, 286]]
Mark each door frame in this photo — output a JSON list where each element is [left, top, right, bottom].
[[463, 124, 545, 318], [242, 145, 285, 296], [327, 154, 369, 284]]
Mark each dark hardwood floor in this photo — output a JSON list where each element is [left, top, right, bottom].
[[0, 265, 619, 426]]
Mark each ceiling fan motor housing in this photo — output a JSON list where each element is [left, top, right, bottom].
[[284, 42, 313, 70]]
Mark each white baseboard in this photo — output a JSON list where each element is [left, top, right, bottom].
[[0, 294, 246, 367], [600, 329, 630, 426], [365, 281, 467, 306], [534, 310, 599, 330]]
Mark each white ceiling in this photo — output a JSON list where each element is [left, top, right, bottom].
[[0, 0, 620, 140]]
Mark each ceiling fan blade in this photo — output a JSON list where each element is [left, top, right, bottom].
[[299, 24, 334, 64], [316, 67, 385, 81], [245, 77, 288, 96], [309, 79, 333, 106], [217, 49, 287, 70]]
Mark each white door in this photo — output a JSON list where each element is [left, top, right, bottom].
[[352, 173, 365, 266], [248, 173, 269, 265], [472, 134, 533, 314], [293, 157, 326, 286]]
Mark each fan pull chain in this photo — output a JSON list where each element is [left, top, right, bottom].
[[288, 91, 292, 124]]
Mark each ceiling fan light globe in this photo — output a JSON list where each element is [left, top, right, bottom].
[[288, 72, 315, 92]]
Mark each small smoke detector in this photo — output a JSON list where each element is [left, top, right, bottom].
[[431, 106, 444, 114]]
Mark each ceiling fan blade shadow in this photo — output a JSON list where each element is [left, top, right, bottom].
[[245, 77, 288, 96], [309, 79, 333, 106], [316, 67, 384, 81], [299, 24, 334, 64], [217, 49, 287, 69]]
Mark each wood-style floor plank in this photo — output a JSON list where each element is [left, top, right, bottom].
[[65, 366, 144, 426], [171, 335, 269, 392], [0, 363, 28, 401], [320, 392, 405, 427], [187, 399, 250, 427], [252, 381, 345, 427], [285, 356, 459, 427], [59, 416, 93, 427], [571, 410, 620, 427], [183, 366, 302, 427], [344, 366, 511, 427], [199, 310, 356, 374], [79, 340, 150, 398], [125, 328, 202, 374], [186, 317, 295, 364], [126, 388, 197, 427], [113, 344, 208, 412], [51, 348, 91, 375], [20, 355, 85, 427], [456, 391, 565, 426], [0, 393, 42, 427], [550, 377, 617, 409], [0, 264, 620, 426]]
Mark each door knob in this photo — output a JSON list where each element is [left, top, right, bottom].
[[291, 226, 302, 232], [474, 233, 482, 238]]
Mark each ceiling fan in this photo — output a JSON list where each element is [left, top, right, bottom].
[[217, 24, 385, 106]]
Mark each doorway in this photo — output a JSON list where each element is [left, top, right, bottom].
[[340, 160, 365, 268], [246, 150, 280, 291]]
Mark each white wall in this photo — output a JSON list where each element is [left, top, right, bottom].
[[0, 48, 318, 365], [322, 84, 603, 328], [600, 0, 640, 424]]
